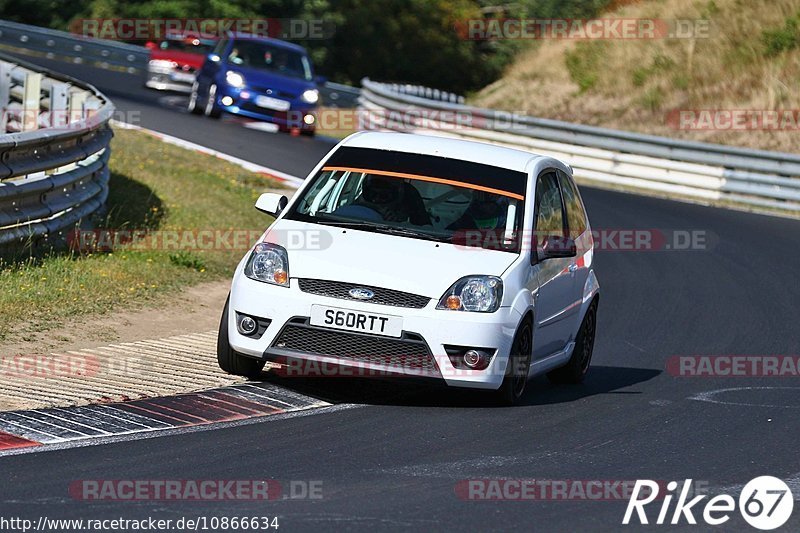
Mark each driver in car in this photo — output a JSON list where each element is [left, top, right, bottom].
[[448, 190, 506, 231], [351, 175, 430, 225]]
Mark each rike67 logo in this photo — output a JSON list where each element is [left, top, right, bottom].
[[623, 476, 794, 530]]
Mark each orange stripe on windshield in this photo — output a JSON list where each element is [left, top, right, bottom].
[[321, 166, 525, 201]]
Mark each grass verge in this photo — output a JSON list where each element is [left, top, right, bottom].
[[0, 128, 278, 342]]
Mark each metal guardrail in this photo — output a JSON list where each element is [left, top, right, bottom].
[[0, 52, 113, 247], [0, 19, 147, 73], [0, 19, 362, 107], [320, 81, 361, 108], [360, 78, 800, 214]]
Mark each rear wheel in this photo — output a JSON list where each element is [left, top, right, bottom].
[[494, 318, 533, 406], [547, 300, 597, 384], [187, 82, 203, 115], [204, 83, 222, 119], [217, 296, 265, 379]]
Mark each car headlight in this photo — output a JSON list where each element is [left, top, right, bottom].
[[301, 89, 319, 104], [437, 276, 503, 313], [244, 243, 289, 286], [225, 70, 245, 88]]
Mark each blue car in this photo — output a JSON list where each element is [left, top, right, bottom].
[[188, 33, 322, 134]]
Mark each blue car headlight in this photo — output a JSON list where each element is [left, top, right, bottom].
[[301, 89, 319, 104], [226, 71, 245, 88]]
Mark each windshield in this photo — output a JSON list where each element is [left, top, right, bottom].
[[228, 40, 313, 81], [159, 37, 216, 55], [285, 150, 527, 252]]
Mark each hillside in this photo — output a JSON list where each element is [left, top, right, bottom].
[[471, 0, 800, 153]]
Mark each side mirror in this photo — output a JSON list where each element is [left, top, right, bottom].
[[255, 193, 288, 216], [539, 235, 577, 260], [315, 75, 328, 86], [145, 41, 158, 51]]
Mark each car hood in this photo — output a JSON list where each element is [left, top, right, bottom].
[[265, 219, 518, 298]]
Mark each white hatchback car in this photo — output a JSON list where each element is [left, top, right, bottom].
[[218, 132, 599, 404]]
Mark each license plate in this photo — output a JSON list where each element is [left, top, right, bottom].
[[310, 305, 402, 338], [170, 72, 195, 83], [255, 95, 290, 111]]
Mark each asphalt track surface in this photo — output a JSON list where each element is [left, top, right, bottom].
[[2, 53, 800, 531]]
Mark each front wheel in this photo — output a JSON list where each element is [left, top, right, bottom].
[[494, 318, 533, 406], [187, 82, 203, 115], [547, 299, 597, 384], [204, 83, 222, 119], [217, 296, 265, 379]]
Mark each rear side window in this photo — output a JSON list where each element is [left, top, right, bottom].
[[533, 171, 565, 256], [558, 170, 588, 238]]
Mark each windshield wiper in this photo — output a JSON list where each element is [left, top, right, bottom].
[[368, 224, 451, 243], [305, 217, 451, 243]]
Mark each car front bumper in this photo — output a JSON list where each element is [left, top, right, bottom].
[[146, 65, 195, 92], [228, 275, 523, 390], [215, 87, 317, 130]]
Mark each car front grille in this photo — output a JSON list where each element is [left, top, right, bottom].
[[270, 318, 438, 374], [297, 278, 431, 309], [249, 86, 296, 100]]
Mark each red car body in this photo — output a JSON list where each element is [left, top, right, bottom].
[[145, 36, 216, 92]]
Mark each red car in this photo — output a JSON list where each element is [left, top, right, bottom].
[[145, 35, 217, 93]]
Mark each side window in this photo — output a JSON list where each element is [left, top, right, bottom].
[[557, 170, 588, 238], [212, 37, 228, 57], [533, 171, 565, 259]]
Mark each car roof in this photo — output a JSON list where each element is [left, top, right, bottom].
[[226, 33, 308, 54], [340, 132, 545, 173]]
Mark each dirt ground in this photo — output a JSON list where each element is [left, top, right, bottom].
[[3, 279, 231, 357], [0, 280, 248, 411]]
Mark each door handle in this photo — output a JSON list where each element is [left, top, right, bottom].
[[568, 263, 578, 273]]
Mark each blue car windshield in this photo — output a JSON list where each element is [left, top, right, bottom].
[[228, 41, 312, 81]]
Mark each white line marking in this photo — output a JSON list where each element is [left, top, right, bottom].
[[99, 406, 172, 428], [23, 410, 112, 436], [0, 403, 359, 457], [0, 416, 66, 442], [689, 386, 800, 408], [9, 412, 93, 437]]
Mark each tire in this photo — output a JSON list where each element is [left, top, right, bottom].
[[494, 317, 533, 406], [547, 299, 597, 385], [187, 82, 203, 115], [217, 296, 265, 379], [204, 83, 222, 119]]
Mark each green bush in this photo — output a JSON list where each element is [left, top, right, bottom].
[[565, 42, 606, 92], [762, 14, 800, 56]]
